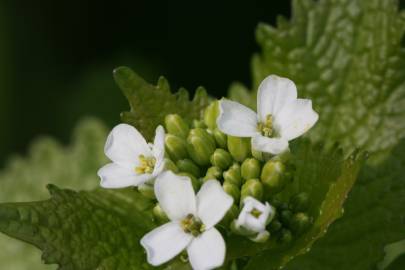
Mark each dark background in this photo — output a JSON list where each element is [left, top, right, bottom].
[[0, 1, 293, 166]]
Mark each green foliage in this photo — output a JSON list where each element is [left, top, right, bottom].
[[115, 66, 209, 141], [231, 0, 405, 163], [0, 185, 155, 270], [226, 142, 365, 270], [0, 118, 108, 270]]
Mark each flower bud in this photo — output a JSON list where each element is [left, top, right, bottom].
[[164, 158, 178, 173], [280, 209, 293, 225], [241, 179, 263, 201], [210, 149, 233, 170], [290, 212, 311, 234], [138, 183, 155, 199], [269, 219, 282, 232], [213, 128, 227, 149], [241, 158, 261, 180], [178, 172, 200, 191], [227, 136, 251, 162], [260, 160, 286, 195], [192, 119, 206, 128], [203, 100, 219, 129], [250, 231, 270, 243], [164, 114, 190, 138], [251, 149, 264, 161], [165, 134, 188, 161], [153, 203, 169, 223], [279, 229, 293, 244], [223, 182, 240, 202], [289, 192, 310, 212], [187, 128, 216, 166], [223, 163, 242, 187], [176, 159, 201, 177], [203, 166, 222, 181]]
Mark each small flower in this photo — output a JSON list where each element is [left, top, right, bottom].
[[232, 196, 274, 242], [217, 75, 318, 155], [98, 124, 165, 188], [141, 171, 233, 270]]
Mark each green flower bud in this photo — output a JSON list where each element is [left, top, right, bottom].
[[203, 100, 219, 129], [176, 159, 201, 177], [153, 204, 169, 223], [138, 184, 155, 199], [204, 166, 222, 181], [280, 209, 293, 225], [241, 158, 261, 180], [192, 119, 206, 128], [260, 160, 286, 195], [219, 204, 239, 227], [269, 219, 282, 232], [223, 163, 242, 187], [251, 148, 264, 161], [213, 128, 227, 149], [290, 212, 311, 234], [187, 129, 216, 166], [178, 172, 200, 191], [223, 182, 240, 202], [164, 114, 190, 138], [279, 229, 293, 244], [250, 231, 270, 243], [227, 136, 251, 162], [165, 134, 188, 161], [241, 179, 263, 201], [210, 149, 233, 170], [289, 192, 310, 212], [164, 158, 178, 173]]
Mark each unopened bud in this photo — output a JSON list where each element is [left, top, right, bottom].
[[227, 136, 251, 162], [260, 160, 286, 195], [223, 163, 242, 187], [164, 158, 178, 173], [210, 149, 233, 170], [289, 192, 310, 212], [279, 229, 293, 244], [176, 159, 201, 177], [153, 203, 169, 223], [269, 219, 282, 232], [250, 231, 270, 243], [290, 212, 311, 234], [213, 128, 227, 149], [241, 158, 261, 180], [251, 149, 264, 161], [138, 184, 155, 199], [203, 100, 220, 129], [165, 134, 188, 161], [164, 114, 190, 138], [204, 166, 222, 181], [187, 129, 216, 166], [178, 172, 200, 191], [241, 179, 263, 201], [280, 210, 293, 225], [192, 119, 206, 128], [223, 182, 240, 202]]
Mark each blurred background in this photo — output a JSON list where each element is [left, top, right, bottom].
[[0, 1, 293, 167]]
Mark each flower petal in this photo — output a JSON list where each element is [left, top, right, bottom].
[[152, 125, 166, 177], [217, 99, 258, 137], [155, 171, 196, 221], [140, 222, 193, 266], [98, 163, 151, 188], [187, 228, 226, 270], [275, 99, 319, 141], [257, 75, 297, 122], [104, 124, 152, 168], [196, 180, 233, 229], [251, 135, 289, 155]]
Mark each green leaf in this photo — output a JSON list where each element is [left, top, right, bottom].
[[114, 66, 209, 141], [242, 0, 405, 163], [225, 141, 365, 270], [0, 185, 156, 270], [284, 138, 405, 270], [0, 118, 108, 269]]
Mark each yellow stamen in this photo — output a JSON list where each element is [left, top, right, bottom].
[[257, 114, 273, 137], [250, 208, 262, 218], [181, 214, 205, 237], [135, 155, 156, 174]]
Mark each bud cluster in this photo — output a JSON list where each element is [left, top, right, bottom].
[[154, 100, 312, 242]]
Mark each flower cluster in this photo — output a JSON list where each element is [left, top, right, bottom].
[[98, 75, 318, 269]]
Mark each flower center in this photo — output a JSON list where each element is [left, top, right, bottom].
[[135, 155, 156, 174], [250, 208, 262, 218], [181, 214, 205, 237], [257, 114, 273, 137]]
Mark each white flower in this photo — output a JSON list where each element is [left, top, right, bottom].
[[141, 171, 233, 270], [217, 75, 318, 155], [97, 124, 165, 188], [233, 196, 274, 242]]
